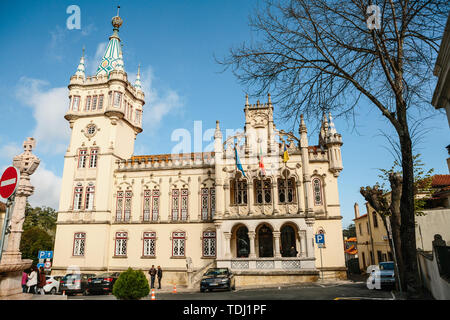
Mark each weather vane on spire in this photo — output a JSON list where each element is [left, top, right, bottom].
[[112, 5, 123, 30]]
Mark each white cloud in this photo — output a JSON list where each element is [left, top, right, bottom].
[[129, 66, 185, 131], [87, 42, 107, 75], [28, 163, 62, 210], [15, 77, 70, 155], [0, 142, 22, 161]]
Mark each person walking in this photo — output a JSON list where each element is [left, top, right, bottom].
[[37, 267, 46, 295], [149, 265, 157, 289], [21, 271, 28, 293], [27, 267, 37, 294], [157, 266, 163, 289]]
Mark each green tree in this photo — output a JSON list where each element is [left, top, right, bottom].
[[23, 202, 57, 236], [343, 224, 356, 238], [20, 226, 53, 265], [112, 268, 150, 300]]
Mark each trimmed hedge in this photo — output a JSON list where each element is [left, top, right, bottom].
[[112, 268, 150, 300]]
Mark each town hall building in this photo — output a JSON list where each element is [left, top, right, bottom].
[[52, 11, 347, 287]]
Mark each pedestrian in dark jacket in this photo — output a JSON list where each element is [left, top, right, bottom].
[[149, 265, 157, 289], [157, 266, 163, 289], [37, 267, 46, 295]]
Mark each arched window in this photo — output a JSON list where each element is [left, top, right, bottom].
[[312, 178, 323, 205], [281, 225, 297, 257], [236, 226, 250, 258], [278, 178, 296, 203], [257, 224, 273, 257], [255, 179, 271, 204], [231, 179, 247, 205]]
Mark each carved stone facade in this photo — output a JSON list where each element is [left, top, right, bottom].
[[52, 12, 346, 286]]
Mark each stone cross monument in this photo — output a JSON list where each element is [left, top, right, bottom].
[[0, 137, 40, 298]]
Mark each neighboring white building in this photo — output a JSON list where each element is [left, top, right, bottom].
[[52, 12, 347, 287]]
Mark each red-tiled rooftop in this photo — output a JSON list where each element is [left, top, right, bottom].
[[131, 152, 215, 163], [353, 213, 367, 220], [432, 175, 450, 187]]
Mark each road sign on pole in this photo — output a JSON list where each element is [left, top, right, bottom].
[[38, 250, 53, 259], [315, 234, 325, 280], [0, 166, 20, 199]]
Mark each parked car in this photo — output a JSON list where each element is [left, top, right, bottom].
[[368, 261, 396, 289], [87, 272, 121, 295], [59, 273, 96, 295], [43, 276, 60, 295], [200, 268, 235, 292]]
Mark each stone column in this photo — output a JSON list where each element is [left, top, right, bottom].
[[248, 181, 254, 215], [224, 183, 230, 217], [305, 219, 315, 258], [248, 231, 256, 258], [299, 230, 307, 257], [272, 180, 279, 214], [224, 232, 232, 258], [296, 180, 303, 214], [0, 138, 40, 298], [273, 231, 281, 258]]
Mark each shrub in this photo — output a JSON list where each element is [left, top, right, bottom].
[[112, 268, 150, 300]]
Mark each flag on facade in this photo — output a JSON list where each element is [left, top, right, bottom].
[[235, 144, 246, 177], [283, 143, 290, 163], [259, 145, 266, 176]]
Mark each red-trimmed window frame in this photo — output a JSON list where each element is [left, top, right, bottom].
[[143, 190, 151, 222], [84, 186, 95, 211], [78, 149, 88, 168], [113, 91, 122, 109], [171, 189, 180, 221], [142, 232, 156, 257], [114, 232, 128, 256], [98, 94, 104, 109], [116, 191, 124, 222], [180, 189, 188, 221], [152, 189, 160, 221], [71, 95, 81, 111], [202, 231, 216, 258], [73, 232, 86, 256], [91, 95, 97, 110], [85, 96, 91, 111], [89, 148, 99, 168], [312, 178, 323, 206], [73, 186, 84, 210], [124, 191, 132, 222], [172, 232, 186, 257]]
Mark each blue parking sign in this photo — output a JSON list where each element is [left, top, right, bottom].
[[315, 234, 325, 245], [37, 263, 45, 269], [38, 251, 53, 259]]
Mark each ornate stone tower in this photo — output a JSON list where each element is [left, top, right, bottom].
[[53, 10, 145, 269]]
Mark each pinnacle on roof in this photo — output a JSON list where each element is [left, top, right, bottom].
[[134, 64, 142, 91], [74, 47, 86, 78]]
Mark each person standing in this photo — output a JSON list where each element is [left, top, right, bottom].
[[27, 267, 37, 294], [21, 271, 28, 293], [148, 265, 157, 289], [157, 266, 163, 289], [37, 267, 46, 295]]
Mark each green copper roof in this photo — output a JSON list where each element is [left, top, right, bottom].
[[96, 11, 124, 76]]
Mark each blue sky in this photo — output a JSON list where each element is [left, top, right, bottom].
[[0, 0, 448, 228]]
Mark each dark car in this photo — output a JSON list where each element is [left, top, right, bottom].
[[200, 268, 235, 292], [87, 272, 121, 295], [59, 273, 96, 295]]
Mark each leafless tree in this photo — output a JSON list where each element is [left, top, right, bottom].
[[218, 0, 449, 295]]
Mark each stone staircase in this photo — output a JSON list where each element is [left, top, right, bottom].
[[188, 260, 216, 288]]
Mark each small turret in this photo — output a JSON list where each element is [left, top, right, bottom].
[[74, 48, 86, 79], [325, 113, 343, 177]]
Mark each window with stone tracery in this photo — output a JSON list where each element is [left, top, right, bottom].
[[73, 232, 86, 256], [92, 96, 98, 110], [201, 188, 215, 221], [73, 185, 83, 210], [124, 191, 132, 222], [113, 92, 122, 108], [143, 190, 159, 221], [72, 96, 80, 111], [278, 178, 295, 203], [85, 185, 95, 211], [115, 232, 128, 256], [202, 231, 216, 257], [78, 149, 88, 168], [181, 189, 188, 221], [85, 96, 91, 111], [312, 178, 323, 205], [172, 189, 179, 221], [255, 179, 272, 204], [89, 148, 98, 168], [98, 95, 104, 109], [143, 232, 156, 257], [116, 191, 124, 222], [172, 232, 185, 257], [231, 179, 247, 205]]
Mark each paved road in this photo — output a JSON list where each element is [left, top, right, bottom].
[[67, 281, 394, 300]]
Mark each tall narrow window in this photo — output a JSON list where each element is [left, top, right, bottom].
[[124, 191, 132, 222], [85, 96, 91, 111], [201, 188, 209, 221], [89, 149, 98, 168], [172, 232, 185, 257], [181, 189, 188, 221], [78, 149, 88, 168], [143, 232, 156, 257], [115, 232, 128, 256], [85, 186, 95, 211], [135, 110, 141, 125], [113, 92, 122, 108], [372, 212, 378, 228], [98, 95, 104, 109], [172, 189, 179, 221], [202, 231, 216, 257], [73, 233, 86, 256], [255, 179, 271, 204], [312, 178, 323, 205], [108, 92, 112, 108], [201, 188, 215, 221], [92, 95, 98, 110], [210, 188, 215, 219], [73, 186, 83, 210], [278, 178, 295, 203], [152, 190, 160, 221], [116, 191, 124, 222], [143, 190, 151, 221], [232, 179, 247, 205], [72, 96, 80, 111]]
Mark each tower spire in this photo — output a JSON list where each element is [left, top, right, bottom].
[[134, 64, 142, 91], [96, 7, 125, 76], [74, 47, 86, 78]]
